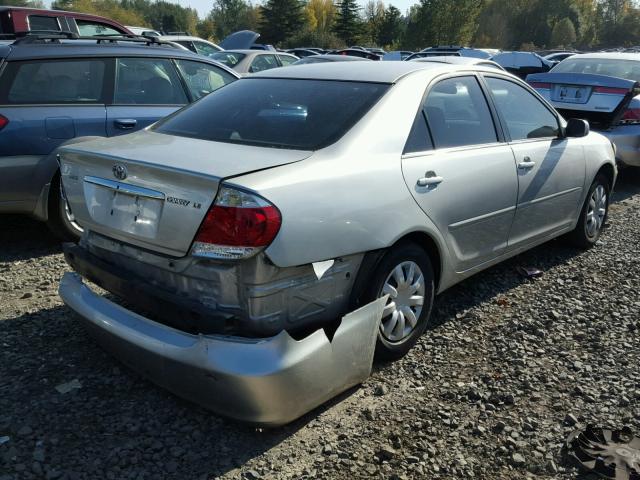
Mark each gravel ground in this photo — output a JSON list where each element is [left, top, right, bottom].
[[1, 170, 639, 480]]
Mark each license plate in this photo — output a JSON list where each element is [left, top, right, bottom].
[[554, 85, 589, 104], [83, 177, 164, 238]]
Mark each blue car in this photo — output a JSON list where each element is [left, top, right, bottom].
[[0, 33, 238, 239]]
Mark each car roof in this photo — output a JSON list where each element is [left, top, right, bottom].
[[569, 52, 640, 61], [220, 49, 296, 57], [251, 60, 464, 83], [1, 41, 215, 61]]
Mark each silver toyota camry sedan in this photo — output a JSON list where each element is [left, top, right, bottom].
[[57, 62, 616, 424]]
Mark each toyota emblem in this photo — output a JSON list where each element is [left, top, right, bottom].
[[112, 164, 127, 180]]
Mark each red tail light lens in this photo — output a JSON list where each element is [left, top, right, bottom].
[[191, 186, 281, 260], [620, 108, 640, 124], [594, 86, 628, 95], [529, 82, 551, 89], [0, 114, 8, 131]]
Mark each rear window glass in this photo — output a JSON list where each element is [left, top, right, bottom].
[[210, 52, 246, 67], [552, 58, 640, 81], [28, 15, 60, 31], [2, 59, 106, 104], [153, 78, 389, 150]]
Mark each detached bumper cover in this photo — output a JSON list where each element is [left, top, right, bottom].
[[599, 126, 640, 167], [59, 272, 385, 426]]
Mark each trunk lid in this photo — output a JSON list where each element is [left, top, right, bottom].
[[59, 130, 311, 257], [527, 72, 640, 128]]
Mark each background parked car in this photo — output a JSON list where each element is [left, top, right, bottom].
[[383, 50, 414, 60], [157, 35, 222, 56], [490, 51, 554, 78], [0, 34, 238, 240], [209, 50, 298, 74], [329, 48, 381, 60], [126, 26, 160, 37], [527, 52, 640, 168], [0, 6, 131, 36], [544, 51, 576, 65], [406, 46, 491, 61], [411, 56, 505, 70], [286, 48, 318, 58], [292, 54, 371, 64]]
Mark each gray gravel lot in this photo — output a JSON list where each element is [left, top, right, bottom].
[[1, 170, 639, 480]]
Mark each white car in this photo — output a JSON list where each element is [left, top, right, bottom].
[[157, 35, 222, 57]]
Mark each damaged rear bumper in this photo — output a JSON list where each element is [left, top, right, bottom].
[[58, 272, 385, 426]]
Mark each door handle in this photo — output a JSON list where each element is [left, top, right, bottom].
[[417, 171, 444, 187], [114, 119, 137, 130], [517, 157, 536, 169]]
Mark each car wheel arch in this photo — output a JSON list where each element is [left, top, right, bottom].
[[349, 231, 443, 311]]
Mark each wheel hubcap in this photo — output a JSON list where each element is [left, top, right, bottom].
[[586, 184, 607, 238], [378, 261, 425, 342]]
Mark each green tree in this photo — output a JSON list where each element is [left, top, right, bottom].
[[260, 0, 304, 45], [403, 0, 482, 49], [207, 0, 259, 40], [551, 17, 577, 46], [377, 5, 403, 47], [333, 0, 362, 45]]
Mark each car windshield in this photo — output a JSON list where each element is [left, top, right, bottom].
[[552, 58, 640, 81], [153, 78, 389, 150], [210, 52, 246, 67]]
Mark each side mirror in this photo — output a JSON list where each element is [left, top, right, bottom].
[[565, 118, 590, 138]]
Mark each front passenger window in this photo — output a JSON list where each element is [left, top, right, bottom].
[[486, 77, 559, 140], [424, 76, 497, 148], [114, 58, 187, 105]]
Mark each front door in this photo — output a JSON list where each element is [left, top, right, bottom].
[[401, 75, 518, 273], [484, 76, 586, 248], [106, 57, 188, 136]]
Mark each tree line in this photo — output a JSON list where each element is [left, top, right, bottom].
[[3, 0, 640, 50]]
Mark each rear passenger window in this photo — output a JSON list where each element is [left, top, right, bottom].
[[250, 55, 278, 73], [424, 76, 497, 148], [486, 77, 559, 140], [175, 60, 236, 100], [114, 58, 188, 105], [28, 15, 60, 31], [76, 21, 121, 36], [3, 59, 105, 104], [404, 111, 433, 154]]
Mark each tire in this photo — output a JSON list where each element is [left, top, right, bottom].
[[567, 174, 610, 249], [358, 242, 435, 361], [46, 173, 83, 242]]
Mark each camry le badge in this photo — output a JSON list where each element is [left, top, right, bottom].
[[112, 164, 127, 180]]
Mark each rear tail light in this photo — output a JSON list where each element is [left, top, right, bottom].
[[191, 186, 281, 260], [529, 82, 551, 90], [620, 108, 640, 125], [0, 114, 8, 131], [594, 86, 628, 95]]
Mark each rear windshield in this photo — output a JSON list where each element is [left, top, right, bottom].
[[210, 52, 246, 67], [552, 58, 640, 81], [153, 78, 389, 150]]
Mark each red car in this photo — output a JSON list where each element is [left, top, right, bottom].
[[0, 7, 132, 36]]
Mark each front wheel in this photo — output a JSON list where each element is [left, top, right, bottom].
[[359, 242, 435, 361], [567, 174, 610, 249]]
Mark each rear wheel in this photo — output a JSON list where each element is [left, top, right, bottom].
[[567, 174, 609, 249], [46, 173, 83, 242], [359, 242, 434, 360]]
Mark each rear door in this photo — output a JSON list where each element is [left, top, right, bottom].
[[401, 75, 518, 273], [106, 57, 188, 136], [0, 58, 107, 205], [484, 75, 585, 248]]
